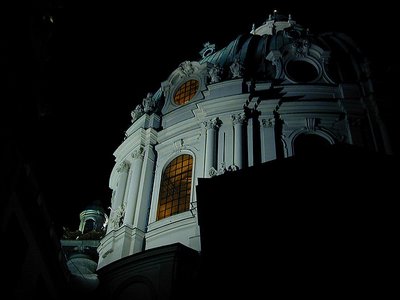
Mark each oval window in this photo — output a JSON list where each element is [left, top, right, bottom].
[[174, 79, 200, 105], [286, 60, 319, 83]]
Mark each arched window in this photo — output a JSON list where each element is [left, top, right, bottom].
[[294, 133, 330, 157], [83, 219, 95, 233], [157, 154, 193, 220]]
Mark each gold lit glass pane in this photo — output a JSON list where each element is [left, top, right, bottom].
[[173, 80, 199, 105], [157, 154, 193, 220]]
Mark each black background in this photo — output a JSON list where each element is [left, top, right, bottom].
[[3, 1, 397, 230]]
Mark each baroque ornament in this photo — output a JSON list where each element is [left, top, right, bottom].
[[179, 61, 195, 76], [291, 39, 310, 57], [208, 64, 222, 83]]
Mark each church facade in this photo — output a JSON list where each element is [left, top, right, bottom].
[[96, 12, 391, 298]]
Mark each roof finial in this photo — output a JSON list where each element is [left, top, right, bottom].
[[199, 42, 216, 58], [288, 14, 292, 21], [251, 23, 255, 34], [273, 9, 278, 20]]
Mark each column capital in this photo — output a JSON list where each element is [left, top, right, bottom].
[[131, 147, 145, 160], [231, 113, 247, 125], [202, 117, 222, 130], [116, 161, 130, 173], [261, 118, 274, 128]]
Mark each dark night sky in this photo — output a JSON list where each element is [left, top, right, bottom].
[[19, 1, 396, 229]]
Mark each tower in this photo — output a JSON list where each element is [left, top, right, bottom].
[[61, 201, 107, 293], [96, 12, 393, 298]]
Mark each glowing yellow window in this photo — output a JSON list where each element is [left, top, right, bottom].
[[157, 155, 193, 220], [174, 80, 199, 105]]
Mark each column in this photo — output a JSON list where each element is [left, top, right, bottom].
[[247, 117, 254, 167], [232, 113, 247, 169], [123, 147, 145, 226], [203, 117, 221, 177], [260, 118, 277, 162], [107, 161, 129, 233], [134, 145, 156, 229]]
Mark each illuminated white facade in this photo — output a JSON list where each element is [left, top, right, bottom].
[[97, 13, 390, 269]]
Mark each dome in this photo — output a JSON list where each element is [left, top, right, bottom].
[[199, 13, 366, 84], [83, 200, 106, 214], [97, 12, 390, 270]]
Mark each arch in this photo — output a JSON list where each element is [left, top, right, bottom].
[[83, 218, 95, 233], [293, 133, 332, 157], [156, 154, 194, 221]]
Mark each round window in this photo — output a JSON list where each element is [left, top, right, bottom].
[[286, 60, 319, 83], [174, 80, 200, 105]]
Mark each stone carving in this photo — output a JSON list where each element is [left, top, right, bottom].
[[174, 139, 185, 152], [209, 162, 239, 177], [209, 167, 218, 177], [142, 92, 156, 114], [109, 202, 125, 229], [305, 118, 318, 131], [271, 57, 282, 77], [132, 147, 144, 159], [320, 51, 331, 65], [251, 23, 255, 34], [161, 82, 171, 98], [231, 113, 247, 125], [179, 61, 194, 76], [261, 118, 274, 128], [130, 104, 144, 123], [266, 50, 282, 79], [292, 39, 310, 57], [230, 57, 244, 78], [116, 161, 129, 173], [203, 117, 222, 130], [226, 164, 239, 172], [199, 42, 216, 58], [208, 64, 222, 83]]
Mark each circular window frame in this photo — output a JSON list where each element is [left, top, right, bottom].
[[172, 78, 200, 106], [284, 58, 321, 84]]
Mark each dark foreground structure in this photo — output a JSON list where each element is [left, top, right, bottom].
[[95, 145, 397, 299], [197, 144, 397, 298]]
